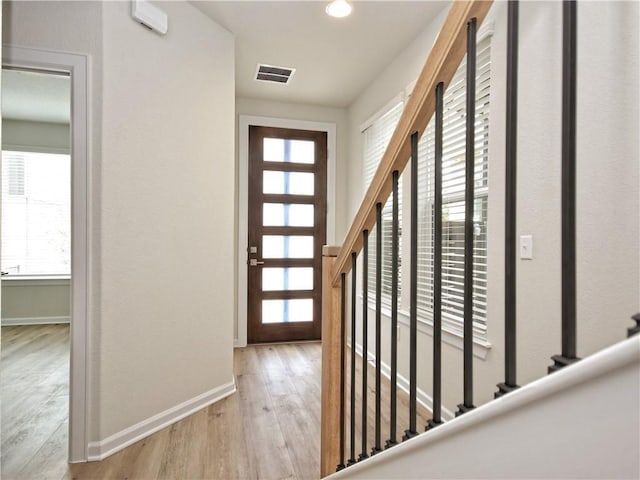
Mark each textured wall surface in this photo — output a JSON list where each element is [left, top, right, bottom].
[[346, 0, 639, 413]]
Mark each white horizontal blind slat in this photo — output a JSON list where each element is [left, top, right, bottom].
[[363, 101, 404, 301], [417, 35, 491, 335]]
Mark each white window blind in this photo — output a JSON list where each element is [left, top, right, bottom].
[[362, 101, 404, 300], [1, 151, 71, 276], [416, 34, 491, 335]]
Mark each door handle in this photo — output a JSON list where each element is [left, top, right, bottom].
[[249, 259, 265, 267]]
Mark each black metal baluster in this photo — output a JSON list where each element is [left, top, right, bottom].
[[403, 132, 419, 441], [337, 273, 347, 471], [385, 170, 400, 448], [372, 203, 383, 456], [348, 253, 357, 466], [359, 231, 369, 461], [549, 0, 581, 373], [427, 82, 445, 430], [456, 17, 477, 417], [496, 0, 521, 398], [628, 313, 640, 338]]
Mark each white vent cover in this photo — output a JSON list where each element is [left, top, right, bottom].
[[255, 64, 296, 85]]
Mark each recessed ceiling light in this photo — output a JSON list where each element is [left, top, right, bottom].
[[326, 0, 352, 18]]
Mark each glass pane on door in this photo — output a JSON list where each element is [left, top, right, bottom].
[[263, 203, 314, 227], [263, 138, 315, 164], [262, 267, 313, 291], [263, 235, 314, 258], [262, 298, 313, 323], [263, 171, 314, 195]]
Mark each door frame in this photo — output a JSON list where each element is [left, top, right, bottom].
[[2, 45, 92, 462], [237, 115, 336, 347]]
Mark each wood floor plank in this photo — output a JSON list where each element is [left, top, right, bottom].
[[156, 414, 199, 479], [234, 345, 262, 376], [236, 372, 297, 479], [262, 344, 322, 479], [203, 390, 254, 479], [1, 325, 70, 479], [116, 425, 171, 480], [16, 421, 69, 480], [269, 389, 321, 479], [2, 392, 69, 474], [67, 451, 122, 480]]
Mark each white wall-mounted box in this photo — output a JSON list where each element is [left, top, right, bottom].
[[131, 0, 168, 35]]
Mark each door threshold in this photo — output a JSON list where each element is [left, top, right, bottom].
[[246, 340, 322, 347]]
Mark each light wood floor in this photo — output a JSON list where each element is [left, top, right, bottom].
[[1, 324, 70, 480], [1, 326, 429, 479]]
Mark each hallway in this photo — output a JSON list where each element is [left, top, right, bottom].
[[1, 324, 434, 479]]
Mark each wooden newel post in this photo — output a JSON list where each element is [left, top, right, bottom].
[[321, 245, 342, 477]]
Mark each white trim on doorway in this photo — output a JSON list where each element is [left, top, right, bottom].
[[236, 115, 337, 348], [2, 45, 92, 463]]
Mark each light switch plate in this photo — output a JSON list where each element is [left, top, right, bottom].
[[520, 235, 533, 260]]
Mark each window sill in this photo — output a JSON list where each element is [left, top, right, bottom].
[[358, 294, 492, 360], [2, 275, 71, 287]]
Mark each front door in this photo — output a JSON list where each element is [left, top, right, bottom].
[[247, 126, 327, 343]]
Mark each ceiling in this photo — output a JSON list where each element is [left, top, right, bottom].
[[191, 1, 449, 108], [1, 69, 71, 124]]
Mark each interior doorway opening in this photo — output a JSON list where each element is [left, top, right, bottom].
[[1, 45, 90, 465], [0, 66, 72, 477]]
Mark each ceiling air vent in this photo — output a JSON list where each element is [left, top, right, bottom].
[[255, 64, 296, 85]]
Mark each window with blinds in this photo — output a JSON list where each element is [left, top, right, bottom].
[[1, 151, 71, 276], [362, 100, 404, 301], [416, 34, 491, 336]]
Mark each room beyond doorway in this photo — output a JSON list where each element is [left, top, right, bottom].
[[1, 66, 72, 473]]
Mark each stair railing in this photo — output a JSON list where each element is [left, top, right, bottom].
[[320, 0, 638, 476], [321, 1, 493, 474]]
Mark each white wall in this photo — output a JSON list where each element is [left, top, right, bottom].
[[516, 0, 639, 384], [3, 0, 237, 452], [345, 0, 639, 418], [1, 279, 70, 323], [100, 1, 235, 440]]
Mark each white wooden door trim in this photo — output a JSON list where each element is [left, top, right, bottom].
[[237, 115, 336, 347], [2, 45, 92, 462]]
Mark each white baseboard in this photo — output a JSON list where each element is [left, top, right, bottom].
[[86, 377, 236, 461], [1, 316, 70, 326], [353, 343, 455, 422]]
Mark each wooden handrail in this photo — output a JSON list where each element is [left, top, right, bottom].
[[331, 0, 493, 287]]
